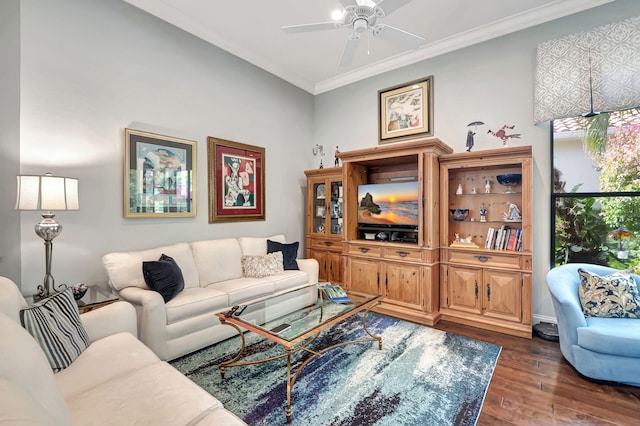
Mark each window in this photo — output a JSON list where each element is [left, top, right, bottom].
[[552, 108, 640, 271]]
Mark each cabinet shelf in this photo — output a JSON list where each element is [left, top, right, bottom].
[[455, 192, 521, 196], [440, 146, 532, 339]]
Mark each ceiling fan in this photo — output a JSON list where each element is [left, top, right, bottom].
[[282, 0, 424, 67]]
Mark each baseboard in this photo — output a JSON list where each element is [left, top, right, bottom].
[[532, 313, 556, 325]]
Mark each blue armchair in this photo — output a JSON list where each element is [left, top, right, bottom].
[[546, 263, 640, 386]]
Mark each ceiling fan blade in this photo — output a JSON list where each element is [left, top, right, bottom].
[[375, 0, 413, 16], [339, 34, 361, 67], [338, 0, 358, 8], [282, 22, 342, 33], [374, 24, 424, 49]]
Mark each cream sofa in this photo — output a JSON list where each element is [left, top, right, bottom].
[[102, 235, 319, 361], [0, 277, 246, 425]]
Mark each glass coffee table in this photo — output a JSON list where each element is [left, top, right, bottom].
[[216, 285, 382, 423]]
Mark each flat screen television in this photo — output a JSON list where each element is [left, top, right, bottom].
[[357, 181, 419, 227]]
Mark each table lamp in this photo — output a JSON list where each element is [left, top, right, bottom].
[[15, 172, 79, 298]]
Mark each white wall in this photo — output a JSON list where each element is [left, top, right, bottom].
[[314, 0, 640, 321], [17, 0, 314, 293], [0, 0, 21, 284]]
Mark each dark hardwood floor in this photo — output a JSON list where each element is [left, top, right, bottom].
[[433, 321, 640, 426]]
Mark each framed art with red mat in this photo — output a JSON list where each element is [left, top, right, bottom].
[[207, 137, 265, 223]]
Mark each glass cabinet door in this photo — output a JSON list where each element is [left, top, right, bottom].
[[312, 182, 327, 235], [329, 180, 343, 235], [311, 179, 342, 236]]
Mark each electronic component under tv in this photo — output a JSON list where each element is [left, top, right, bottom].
[[357, 181, 419, 227]]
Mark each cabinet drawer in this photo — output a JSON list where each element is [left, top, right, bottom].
[[384, 247, 423, 262], [309, 238, 341, 251], [447, 250, 521, 269], [348, 244, 383, 258]]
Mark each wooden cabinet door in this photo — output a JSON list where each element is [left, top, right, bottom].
[[348, 257, 380, 294], [482, 269, 522, 323], [385, 262, 421, 309], [447, 265, 482, 315], [309, 249, 328, 282], [327, 251, 343, 284]]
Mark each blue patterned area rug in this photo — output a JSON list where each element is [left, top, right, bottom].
[[170, 313, 501, 425]]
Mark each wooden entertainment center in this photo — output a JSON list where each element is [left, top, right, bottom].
[[304, 139, 533, 338]]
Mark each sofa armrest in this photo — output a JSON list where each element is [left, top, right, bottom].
[[297, 258, 319, 285], [118, 286, 169, 360], [81, 301, 137, 342]]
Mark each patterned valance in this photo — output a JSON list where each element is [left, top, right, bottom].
[[534, 15, 640, 123]]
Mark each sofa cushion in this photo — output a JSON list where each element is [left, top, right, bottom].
[[238, 234, 285, 256], [578, 268, 640, 318], [65, 361, 223, 426], [267, 239, 300, 270], [268, 270, 310, 293], [165, 287, 230, 324], [579, 317, 640, 357], [0, 379, 60, 425], [20, 288, 91, 372], [103, 243, 200, 291], [0, 313, 73, 425], [207, 277, 276, 306], [242, 252, 284, 278], [54, 332, 160, 399], [191, 238, 243, 285], [143, 254, 185, 302]]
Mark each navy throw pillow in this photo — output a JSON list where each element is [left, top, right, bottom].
[[267, 240, 299, 270], [142, 254, 185, 303]]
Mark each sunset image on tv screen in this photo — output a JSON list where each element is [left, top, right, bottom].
[[357, 181, 419, 225]]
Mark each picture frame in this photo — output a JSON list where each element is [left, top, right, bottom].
[[316, 206, 326, 218], [378, 76, 433, 144], [124, 129, 196, 218], [207, 137, 265, 223]]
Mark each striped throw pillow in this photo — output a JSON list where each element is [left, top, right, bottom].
[[20, 288, 90, 372]]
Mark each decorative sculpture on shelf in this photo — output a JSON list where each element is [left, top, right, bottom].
[[480, 206, 487, 222], [503, 202, 522, 222], [334, 146, 340, 167], [450, 233, 479, 248], [466, 121, 484, 151]]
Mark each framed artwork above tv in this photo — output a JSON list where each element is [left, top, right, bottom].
[[378, 76, 434, 144]]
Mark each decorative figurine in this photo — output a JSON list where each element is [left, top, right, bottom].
[[313, 144, 325, 169], [503, 202, 522, 222], [480, 207, 487, 222], [456, 184, 463, 195], [485, 179, 491, 193], [466, 121, 485, 151], [465, 130, 475, 152], [471, 187, 477, 194], [487, 124, 522, 147], [451, 233, 479, 248], [334, 146, 340, 167]]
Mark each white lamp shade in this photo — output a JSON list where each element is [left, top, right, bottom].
[[15, 174, 80, 211]]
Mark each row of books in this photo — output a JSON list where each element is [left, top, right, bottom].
[[484, 226, 522, 251]]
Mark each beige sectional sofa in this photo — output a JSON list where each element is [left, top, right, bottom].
[[0, 277, 246, 425], [102, 235, 319, 361]]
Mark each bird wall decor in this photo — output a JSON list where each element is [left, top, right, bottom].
[[487, 124, 521, 146]]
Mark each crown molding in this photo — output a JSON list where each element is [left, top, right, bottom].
[[124, 0, 614, 96], [313, 0, 615, 94]]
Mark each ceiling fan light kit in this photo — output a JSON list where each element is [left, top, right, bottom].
[[282, 0, 424, 67]]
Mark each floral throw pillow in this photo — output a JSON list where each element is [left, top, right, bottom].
[[242, 252, 285, 278], [578, 268, 640, 318]]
